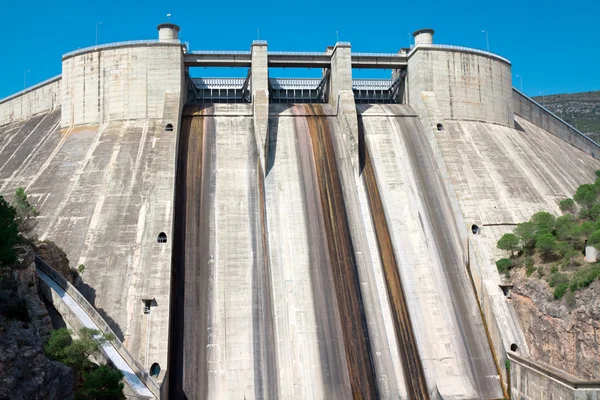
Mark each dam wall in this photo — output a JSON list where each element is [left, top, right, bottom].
[[61, 41, 184, 127], [407, 44, 513, 128], [513, 88, 600, 159], [0, 76, 61, 126]]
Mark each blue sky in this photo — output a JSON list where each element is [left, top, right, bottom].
[[1, 0, 598, 99]]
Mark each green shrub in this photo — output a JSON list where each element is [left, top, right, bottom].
[[559, 198, 576, 215], [497, 233, 520, 256], [554, 282, 570, 299], [569, 265, 600, 291], [550, 265, 559, 274], [526, 265, 537, 277], [548, 272, 569, 287], [537, 266, 546, 278], [0, 196, 19, 267], [496, 258, 512, 274]]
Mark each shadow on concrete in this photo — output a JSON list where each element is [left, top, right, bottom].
[[76, 279, 125, 341]]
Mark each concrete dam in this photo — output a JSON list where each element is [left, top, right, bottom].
[[2, 23, 600, 399]]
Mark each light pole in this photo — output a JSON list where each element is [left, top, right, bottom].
[[407, 32, 412, 48], [96, 22, 102, 45], [481, 30, 489, 52], [23, 70, 29, 89], [516, 74, 523, 92], [336, 31, 339, 43]]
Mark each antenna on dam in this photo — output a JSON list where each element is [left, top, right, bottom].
[[157, 22, 181, 43], [412, 28, 435, 45]]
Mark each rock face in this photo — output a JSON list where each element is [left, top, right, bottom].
[[511, 271, 600, 380], [0, 247, 75, 400], [0, 317, 74, 400]]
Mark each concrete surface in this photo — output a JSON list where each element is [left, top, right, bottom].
[[408, 46, 513, 127], [173, 104, 277, 400], [358, 104, 503, 399], [0, 100, 180, 379], [0, 76, 61, 126], [61, 43, 183, 127]]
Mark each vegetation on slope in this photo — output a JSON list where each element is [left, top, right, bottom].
[[533, 90, 600, 140], [45, 327, 125, 399], [496, 171, 600, 302]]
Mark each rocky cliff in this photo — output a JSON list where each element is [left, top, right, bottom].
[[510, 269, 600, 380], [0, 246, 74, 400]]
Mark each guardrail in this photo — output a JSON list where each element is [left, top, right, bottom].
[[188, 50, 251, 55], [513, 88, 600, 147], [352, 78, 393, 90], [409, 43, 511, 65], [35, 256, 161, 398], [0, 75, 61, 106], [352, 52, 405, 58], [508, 351, 600, 389]]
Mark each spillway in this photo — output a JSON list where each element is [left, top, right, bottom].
[[172, 104, 277, 399], [358, 104, 503, 399]]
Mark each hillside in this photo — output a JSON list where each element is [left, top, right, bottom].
[[533, 90, 600, 141]]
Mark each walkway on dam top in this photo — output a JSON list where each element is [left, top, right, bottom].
[[184, 50, 408, 69], [36, 262, 157, 399]]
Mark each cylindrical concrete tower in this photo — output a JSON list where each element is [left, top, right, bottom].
[[413, 28, 435, 45], [157, 23, 181, 43]]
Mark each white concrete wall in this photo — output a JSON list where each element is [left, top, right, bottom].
[[0, 77, 61, 126], [61, 43, 183, 128], [408, 46, 513, 127]]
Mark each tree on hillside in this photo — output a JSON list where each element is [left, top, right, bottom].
[[45, 328, 113, 373], [13, 187, 38, 235], [587, 230, 600, 250], [574, 184, 597, 210], [531, 211, 556, 232], [514, 222, 536, 253], [536, 233, 558, 260], [559, 198, 576, 216], [0, 196, 19, 266], [497, 233, 520, 256], [590, 204, 600, 222], [76, 365, 125, 400], [580, 221, 596, 239]]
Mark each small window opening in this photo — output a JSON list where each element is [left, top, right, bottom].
[[157, 232, 167, 244], [143, 299, 152, 314], [471, 224, 480, 234], [165, 123, 174, 132], [436, 123, 444, 131], [150, 362, 161, 377], [510, 343, 519, 352]]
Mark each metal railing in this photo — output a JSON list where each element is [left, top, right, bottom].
[[409, 43, 511, 65], [353, 52, 405, 58], [513, 87, 600, 148], [352, 79, 393, 90], [268, 51, 327, 56], [191, 77, 246, 89], [62, 40, 165, 59], [269, 78, 322, 90], [188, 50, 251, 55], [0, 75, 61, 105]]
